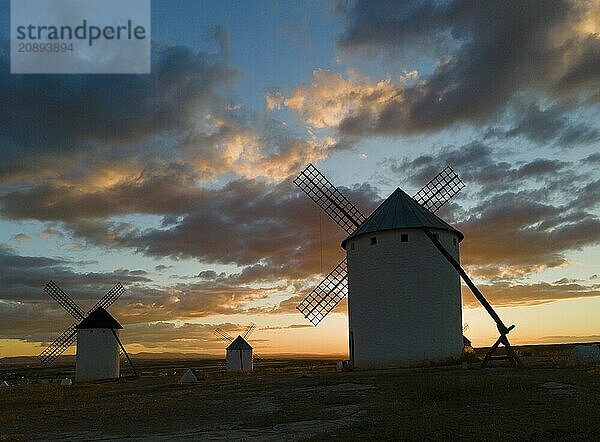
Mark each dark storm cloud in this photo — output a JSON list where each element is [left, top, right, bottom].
[[335, 0, 599, 135], [197, 270, 220, 280], [501, 103, 600, 146], [0, 40, 237, 183], [458, 193, 600, 278], [0, 150, 379, 275], [570, 179, 600, 211], [61, 178, 379, 277], [381, 144, 600, 279], [381, 142, 573, 196], [0, 248, 150, 308], [582, 153, 600, 164], [0, 162, 202, 221]]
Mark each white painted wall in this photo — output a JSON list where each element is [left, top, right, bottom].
[[75, 328, 120, 381], [226, 349, 253, 371], [346, 228, 463, 368]]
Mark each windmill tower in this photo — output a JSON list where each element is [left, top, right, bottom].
[[75, 307, 123, 381], [38, 280, 137, 381], [215, 323, 256, 371], [294, 164, 522, 368]]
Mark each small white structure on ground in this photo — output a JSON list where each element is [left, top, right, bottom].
[[0, 381, 9, 387], [179, 369, 198, 383], [60, 378, 72, 386], [568, 344, 600, 366], [226, 335, 253, 371], [342, 188, 464, 368], [75, 307, 122, 382]]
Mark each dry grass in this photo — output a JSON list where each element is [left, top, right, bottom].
[[1, 348, 599, 440]]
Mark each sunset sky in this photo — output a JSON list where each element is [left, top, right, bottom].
[[1, 0, 599, 358]]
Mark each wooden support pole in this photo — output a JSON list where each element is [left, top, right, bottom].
[[111, 329, 139, 378], [422, 229, 523, 368]]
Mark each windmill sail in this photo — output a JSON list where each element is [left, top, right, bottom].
[[38, 323, 78, 365], [243, 322, 256, 339], [44, 280, 86, 320], [297, 259, 348, 326], [412, 165, 464, 213], [88, 282, 125, 313], [294, 164, 366, 234], [214, 328, 234, 342], [295, 164, 465, 326]]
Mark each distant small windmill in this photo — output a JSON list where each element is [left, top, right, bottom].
[[294, 163, 522, 368], [38, 280, 137, 380], [215, 323, 259, 371]]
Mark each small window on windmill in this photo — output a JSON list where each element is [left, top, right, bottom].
[[370, 237, 377, 245], [400, 234, 408, 242], [350, 243, 355, 251]]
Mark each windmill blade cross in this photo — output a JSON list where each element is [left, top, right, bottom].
[[294, 164, 464, 326], [412, 165, 464, 213], [88, 282, 125, 314], [44, 281, 86, 321], [243, 322, 256, 339], [294, 164, 366, 234], [214, 328, 234, 343], [297, 259, 348, 326], [37, 323, 78, 366]]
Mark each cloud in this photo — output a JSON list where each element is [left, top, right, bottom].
[[281, 0, 600, 137], [197, 270, 225, 280], [0, 246, 312, 340], [379, 143, 600, 279], [121, 321, 234, 351], [458, 196, 600, 278], [118, 179, 374, 274], [1, 42, 237, 182], [0, 246, 151, 303], [0, 311, 257, 352], [37, 228, 65, 240], [265, 88, 285, 111], [1, 35, 337, 198], [381, 142, 574, 197], [284, 69, 410, 129], [10, 233, 30, 242], [499, 103, 600, 146], [155, 264, 174, 272], [259, 324, 312, 330], [1, 172, 379, 282], [533, 335, 600, 344], [462, 281, 600, 308]]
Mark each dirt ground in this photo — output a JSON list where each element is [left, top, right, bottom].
[[1, 346, 599, 441]]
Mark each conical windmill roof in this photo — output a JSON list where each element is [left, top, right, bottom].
[[179, 369, 198, 383], [76, 307, 123, 329], [342, 187, 463, 248], [227, 335, 252, 351]]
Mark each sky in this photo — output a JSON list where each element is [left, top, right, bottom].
[[0, 0, 599, 358]]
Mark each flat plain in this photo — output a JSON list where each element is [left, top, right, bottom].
[[1, 345, 599, 441]]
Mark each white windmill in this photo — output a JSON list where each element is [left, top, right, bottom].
[[294, 164, 522, 368], [215, 323, 257, 371], [38, 280, 137, 381]]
